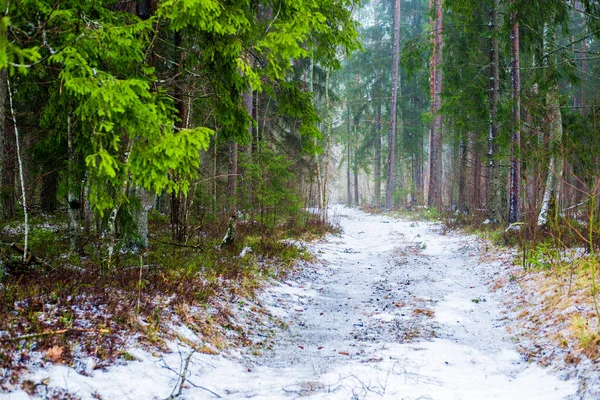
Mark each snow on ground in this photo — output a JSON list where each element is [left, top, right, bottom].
[[2, 206, 578, 399]]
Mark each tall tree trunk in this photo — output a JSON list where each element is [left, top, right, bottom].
[[508, 4, 521, 224], [487, 0, 500, 221], [0, 69, 6, 221], [212, 131, 218, 216], [353, 117, 359, 206], [353, 73, 360, 206], [320, 70, 332, 220], [581, 3, 587, 115], [8, 78, 28, 261], [241, 57, 254, 207], [458, 136, 467, 213], [346, 102, 352, 206], [386, 0, 401, 210], [537, 24, 564, 227], [309, 55, 324, 214], [374, 96, 382, 208], [0, 68, 9, 221], [171, 31, 193, 239], [428, 0, 443, 209]]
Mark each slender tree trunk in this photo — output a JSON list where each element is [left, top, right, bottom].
[[427, 0, 435, 205], [386, 0, 401, 210], [316, 160, 323, 211], [0, 70, 5, 220], [374, 97, 382, 208], [581, 5, 587, 115], [170, 32, 193, 239], [428, 0, 443, 209], [228, 146, 238, 213], [352, 73, 360, 206], [487, 0, 500, 221], [458, 136, 467, 213], [309, 55, 324, 214], [320, 70, 332, 220], [323, 134, 331, 220], [346, 102, 352, 206], [241, 56, 254, 207], [7, 78, 28, 261], [353, 113, 359, 206], [537, 24, 564, 226], [508, 5, 521, 224], [212, 131, 218, 216]]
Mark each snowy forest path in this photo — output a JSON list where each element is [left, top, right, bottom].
[[9, 206, 579, 400], [222, 206, 577, 399]]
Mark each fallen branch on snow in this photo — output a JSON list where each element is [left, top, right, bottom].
[[0, 327, 110, 342]]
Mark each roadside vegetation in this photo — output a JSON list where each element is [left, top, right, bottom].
[[0, 208, 337, 390]]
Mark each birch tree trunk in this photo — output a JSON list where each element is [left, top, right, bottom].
[[7, 78, 28, 262], [386, 0, 401, 210], [537, 24, 564, 227]]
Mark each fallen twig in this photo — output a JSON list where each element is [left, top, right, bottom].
[[167, 350, 195, 399], [162, 349, 222, 399], [0, 327, 110, 342]]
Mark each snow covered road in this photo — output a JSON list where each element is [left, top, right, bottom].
[[4, 206, 578, 399], [218, 206, 577, 399]]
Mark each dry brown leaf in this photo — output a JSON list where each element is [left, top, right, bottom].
[[45, 345, 63, 363]]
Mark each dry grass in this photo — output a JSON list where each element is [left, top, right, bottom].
[[0, 212, 333, 392]]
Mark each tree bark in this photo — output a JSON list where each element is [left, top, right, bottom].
[[346, 102, 352, 206], [374, 95, 382, 208], [322, 69, 332, 221], [353, 113, 359, 205], [133, 186, 154, 248], [0, 70, 6, 220], [428, 0, 443, 209], [8, 78, 28, 261], [487, 0, 500, 221], [537, 24, 564, 227], [508, 4, 521, 224], [581, 4, 587, 115], [458, 136, 467, 213], [386, 0, 401, 210]]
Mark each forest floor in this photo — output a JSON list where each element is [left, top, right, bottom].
[[2, 206, 597, 399]]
